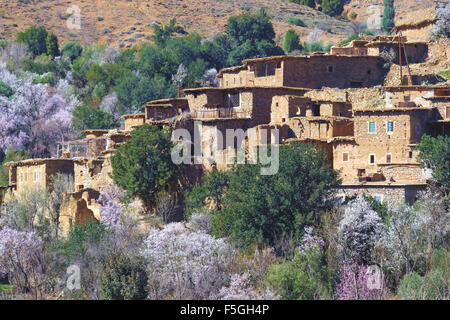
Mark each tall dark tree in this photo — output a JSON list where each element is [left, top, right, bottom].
[[382, 0, 395, 34], [46, 33, 60, 58], [17, 26, 48, 57]]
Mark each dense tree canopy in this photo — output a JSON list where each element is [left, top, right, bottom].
[[111, 124, 182, 206], [417, 134, 450, 190], [187, 142, 341, 247]]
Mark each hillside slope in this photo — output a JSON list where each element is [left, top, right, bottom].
[[0, 0, 439, 49]]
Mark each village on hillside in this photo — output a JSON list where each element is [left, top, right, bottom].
[[0, 1, 448, 302]]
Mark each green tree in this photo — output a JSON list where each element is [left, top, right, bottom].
[[0, 80, 14, 98], [185, 170, 230, 217], [46, 32, 60, 58], [111, 124, 182, 206], [16, 26, 48, 57], [153, 18, 186, 47], [417, 134, 450, 190], [225, 8, 284, 65], [61, 41, 83, 62], [289, 0, 316, 9], [321, 0, 345, 17], [267, 248, 337, 299], [283, 29, 302, 53], [0, 148, 27, 186], [101, 252, 148, 300], [382, 0, 395, 34], [72, 104, 117, 132], [211, 142, 341, 247]]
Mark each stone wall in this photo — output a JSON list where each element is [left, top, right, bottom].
[[337, 184, 426, 206]]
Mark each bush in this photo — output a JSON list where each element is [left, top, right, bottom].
[[287, 17, 306, 27], [72, 104, 118, 132], [0, 80, 14, 98], [267, 248, 337, 300], [101, 252, 148, 300], [321, 0, 344, 17], [283, 29, 302, 54], [61, 41, 83, 62], [398, 248, 449, 300], [338, 34, 362, 47]]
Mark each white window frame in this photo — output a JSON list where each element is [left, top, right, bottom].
[[369, 153, 376, 165], [386, 153, 392, 163]]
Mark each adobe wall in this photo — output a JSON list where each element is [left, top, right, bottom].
[[283, 56, 386, 89], [15, 163, 47, 193], [124, 115, 145, 131], [74, 157, 113, 193], [367, 42, 428, 64], [401, 25, 434, 42], [336, 184, 426, 206], [333, 141, 360, 183], [330, 46, 368, 56]]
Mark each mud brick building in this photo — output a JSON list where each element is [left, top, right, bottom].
[[1, 34, 449, 228]]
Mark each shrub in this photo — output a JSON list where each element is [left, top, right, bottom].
[[397, 248, 449, 300], [338, 34, 362, 47], [287, 17, 306, 27], [335, 263, 389, 300], [143, 223, 233, 299], [283, 29, 302, 54], [61, 41, 83, 62], [267, 248, 337, 300], [101, 252, 148, 300], [432, 2, 450, 38], [338, 197, 383, 264], [321, 0, 345, 17]]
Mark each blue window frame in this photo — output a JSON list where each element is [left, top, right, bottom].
[[369, 122, 376, 132]]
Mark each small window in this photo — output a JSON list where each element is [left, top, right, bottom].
[[34, 171, 37, 182], [409, 151, 413, 158], [39, 171, 42, 182], [386, 154, 391, 163], [404, 95, 410, 102], [357, 169, 366, 177], [343, 152, 349, 162], [327, 65, 334, 72], [416, 124, 421, 134], [387, 121, 394, 133], [369, 122, 376, 133], [369, 154, 375, 164], [374, 195, 383, 203], [367, 69, 371, 75]]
